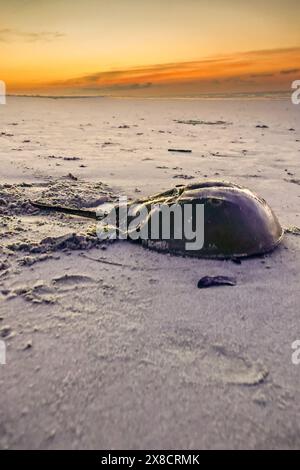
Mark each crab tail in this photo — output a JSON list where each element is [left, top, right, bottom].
[[30, 201, 98, 220]]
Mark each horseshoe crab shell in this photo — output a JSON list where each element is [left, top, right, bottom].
[[136, 181, 283, 258], [31, 180, 284, 259]]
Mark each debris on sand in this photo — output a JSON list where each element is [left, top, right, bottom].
[[0, 132, 14, 137], [168, 148, 192, 153], [66, 173, 78, 181], [285, 178, 300, 186], [285, 226, 300, 236], [174, 119, 230, 126], [210, 151, 242, 158], [197, 276, 237, 288], [0, 326, 12, 338], [23, 340, 33, 350], [173, 174, 195, 180], [256, 124, 269, 129], [63, 156, 81, 161], [45, 155, 81, 161]]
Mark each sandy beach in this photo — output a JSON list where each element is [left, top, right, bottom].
[[0, 96, 300, 449]]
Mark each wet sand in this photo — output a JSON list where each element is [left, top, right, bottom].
[[0, 97, 300, 449]]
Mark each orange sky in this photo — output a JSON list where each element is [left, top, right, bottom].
[[1, 0, 300, 96]]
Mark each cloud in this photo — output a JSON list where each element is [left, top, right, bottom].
[[280, 68, 300, 74], [52, 46, 300, 94], [85, 82, 153, 92], [250, 72, 275, 78], [10, 46, 298, 96], [58, 58, 255, 89], [0, 28, 65, 43]]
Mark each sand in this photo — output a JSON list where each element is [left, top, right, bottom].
[[0, 96, 300, 449]]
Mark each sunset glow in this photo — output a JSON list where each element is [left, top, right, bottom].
[[1, 0, 300, 96]]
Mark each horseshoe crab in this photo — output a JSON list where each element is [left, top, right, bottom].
[[31, 180, 284, 259]]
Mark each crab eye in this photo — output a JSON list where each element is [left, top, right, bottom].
[[208, 198, 222, 207]]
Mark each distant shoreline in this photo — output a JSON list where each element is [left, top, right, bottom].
[[6, 91, 291, 100], [6, 95, 106, 99]]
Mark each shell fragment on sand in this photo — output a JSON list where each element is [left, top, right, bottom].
[[197, 276, 237, 288]]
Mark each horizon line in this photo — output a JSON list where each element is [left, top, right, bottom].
[[6, 90, 291, 99]]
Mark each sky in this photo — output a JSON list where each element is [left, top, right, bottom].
[[1, 0, 300, 96]]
